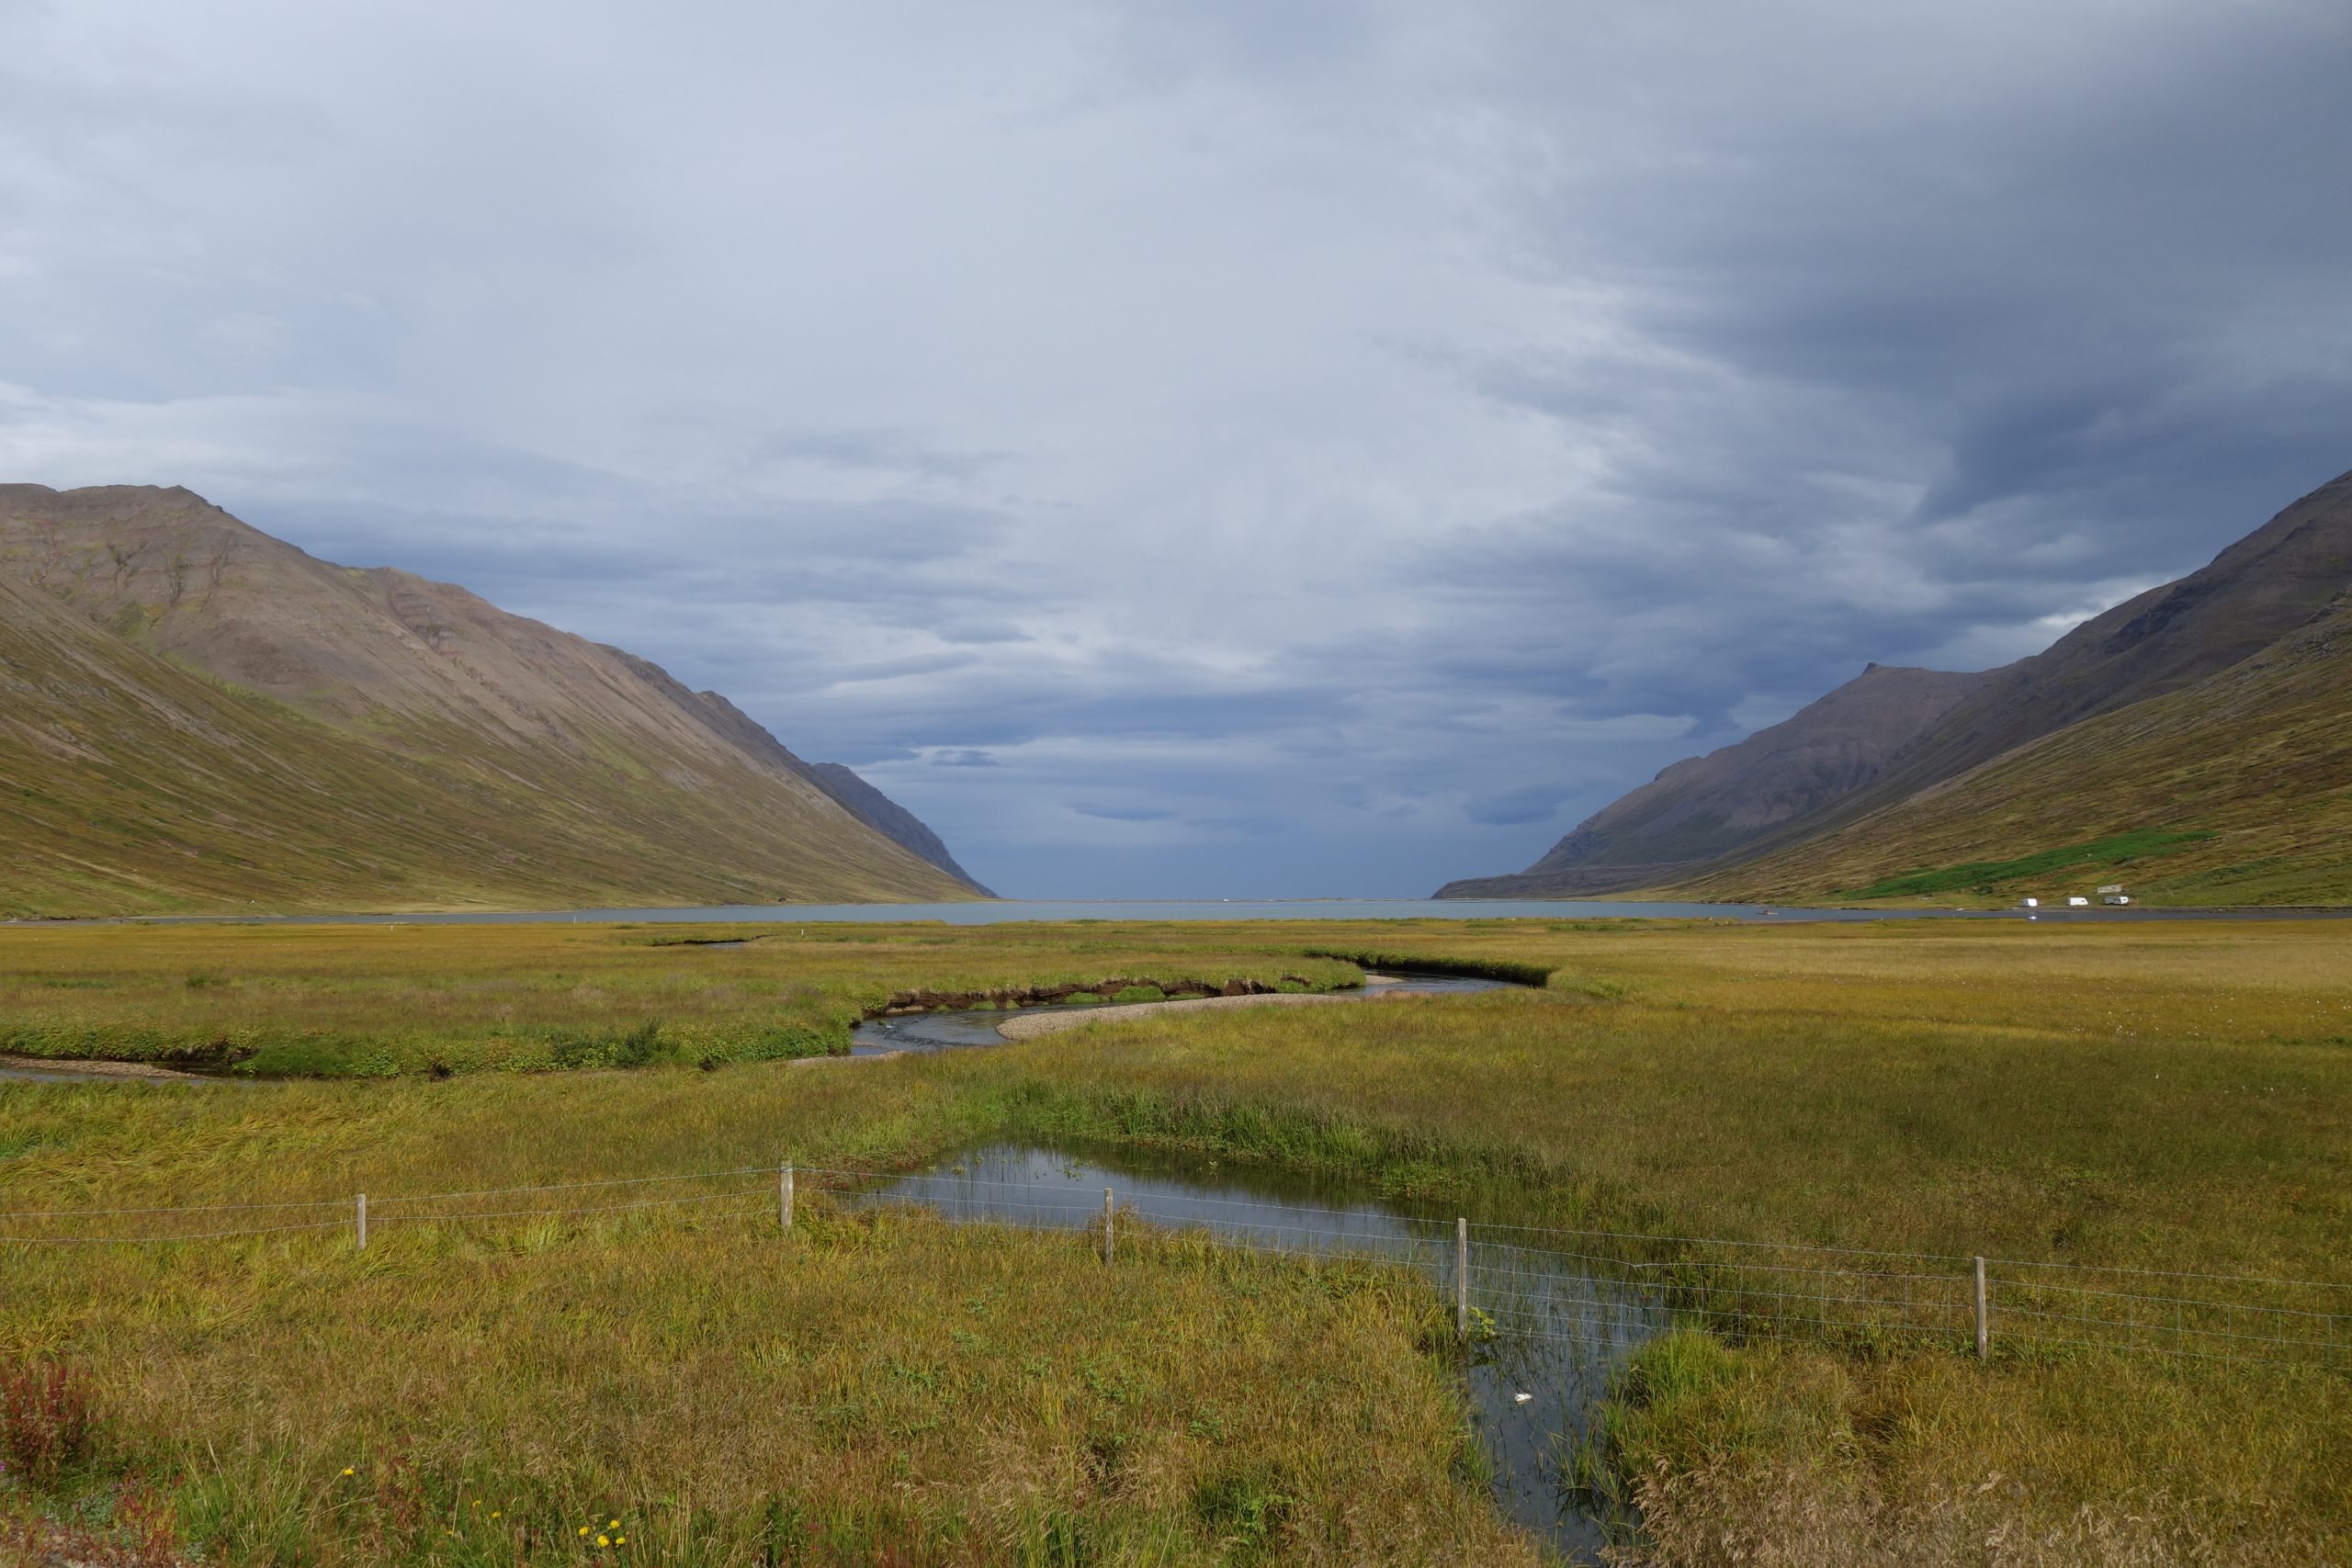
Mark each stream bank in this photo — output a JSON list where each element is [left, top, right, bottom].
[[847, 1141, 1666, 1562]]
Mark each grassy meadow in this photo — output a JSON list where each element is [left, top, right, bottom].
[[3, 916, 2348, 1563], [0, 922, 1361, 1076]]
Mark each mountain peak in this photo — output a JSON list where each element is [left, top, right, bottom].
[[0, 485, 989, 914], [1438, 465, 2352, 902]]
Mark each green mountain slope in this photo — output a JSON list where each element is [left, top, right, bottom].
[[0, 485, 981, 915], [1435, 663, 1992, 897], [1439, 468, 2352, 904], [1673, 595, 2352, 907]]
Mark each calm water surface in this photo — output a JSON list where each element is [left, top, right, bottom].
[[850, 970, 1517, 1055], [854, 1143, 1666, 1562], [67, 897, 2331, 927]]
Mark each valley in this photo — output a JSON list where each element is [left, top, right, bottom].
[[3, 916, 2346, 1563]]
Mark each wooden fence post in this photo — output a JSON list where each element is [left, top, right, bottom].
[[1102, 1189, 1114, 1264], [356, 1192, 368, 1251], [1456, 1217, 1469, 1339], [780, 1164, 794, 1231], [1974, 1257, 1989, 1360]]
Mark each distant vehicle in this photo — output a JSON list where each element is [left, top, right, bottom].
[[2104, 894, 2132, 905], [2020, 897, 2040, 908], [2067, 896, 2091, 907]]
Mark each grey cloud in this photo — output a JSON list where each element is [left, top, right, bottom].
[[3, 1, 2347, 898], [750, 428, 1007, 485], [1464, 784, 1574, 828], [935, 621, 1029, 646], [1070, 804, 1176, 822]]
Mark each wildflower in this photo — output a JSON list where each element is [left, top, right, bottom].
[[609, 1519, 620, 1529], [597, 1535, 611, 1548], [579, 1526, 591, 1537], [341, 1467, 356, 1476], [616, 1538, 627, 1546]]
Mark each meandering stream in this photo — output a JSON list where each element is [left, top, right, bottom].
[[851, 1143, 1668, 1562], [848, 969, 1516, 1055]]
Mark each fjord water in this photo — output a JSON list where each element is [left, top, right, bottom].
[[147, 897, 1777, 924], [854, 1145, 1668, 1562], [109, 897, 2323, 927]]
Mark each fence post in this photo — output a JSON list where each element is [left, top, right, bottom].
[[1973, 1256, 1989, 1360], [356, 1192, 368, 1251], [780, 1164, 794, 1231], [1456, 1217, 1469, 1339], [1102, 1188, 1114, 1265]]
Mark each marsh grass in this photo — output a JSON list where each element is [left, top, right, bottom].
[[3, 917, 2348, 1560], [0, 923, 1361, 1077], [4, 1201, 1532, 1567]]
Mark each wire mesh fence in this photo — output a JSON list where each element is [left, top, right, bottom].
[[5, 1159, 2345, 1374]]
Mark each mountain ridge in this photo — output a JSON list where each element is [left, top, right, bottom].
[[1673, 589, 2352, 906], [0, 483, 988, 914], [1437, 467, 2352, 904], [1437, 663, 1994, 898]]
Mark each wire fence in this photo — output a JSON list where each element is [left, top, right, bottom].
[[5, 1161, 2346, 1374]]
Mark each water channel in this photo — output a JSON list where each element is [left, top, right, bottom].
[[848, 969, 1513, 1055], [850, 1142, 1670, 1562]]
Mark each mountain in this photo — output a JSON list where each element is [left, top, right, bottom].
[[1437, 466, 2352, 903], [807, 763, 993, 896], [1674, 592, 2352, 906], [0, 483, 987, 915], [1435, 664, 1992, 897]]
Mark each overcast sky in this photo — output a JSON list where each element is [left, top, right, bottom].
[[5, 1, 2349, 897]]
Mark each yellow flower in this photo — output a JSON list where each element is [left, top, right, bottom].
[[340, 1467, 355, 1477], [491, 1511, 501, 1519], [597, 1536, 611, 1548], [609, 1519, 621, 1529], [579, 1526, 591, 1537], [616, 1537, 627, 1546]]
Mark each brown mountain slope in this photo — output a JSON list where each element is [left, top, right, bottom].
[[1436, 664, 1992, 897], [1439, 466, 2352, 902], [0, 484, 981, 915], [808, 762, 994, 895], [1733, 467, 2352, 861], [1672, 593, 2352, 907]]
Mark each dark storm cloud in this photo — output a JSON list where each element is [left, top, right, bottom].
[[1464, 784, 1577, 829], [4, 0, 2348, 897]]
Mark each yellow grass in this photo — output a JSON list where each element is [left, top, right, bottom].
[[4, 916, 2348, 1562]]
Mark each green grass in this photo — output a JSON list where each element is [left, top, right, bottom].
[[5, 1202, 1528, 1566], [3, 917, 2348, 1562], [0, 923, 1361, 1077], [1838, 829, 2213, 899]]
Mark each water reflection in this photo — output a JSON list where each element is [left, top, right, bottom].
[[850, 1144, 1669, 1561], [850, 971, 1519, 1056]]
